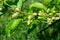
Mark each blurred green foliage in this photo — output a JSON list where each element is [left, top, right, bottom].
[[0, 0, 60, 40]]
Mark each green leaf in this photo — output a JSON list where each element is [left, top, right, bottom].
[[3, 0, 11, 7], [5, 19, 22, 37], [50, 6, 56, 13], [55, 0, 60, 10], [17, 0, 24, 10], [29, 2, 47, 10], [56, 0, 60, 4], [43, 0, 52, 5]]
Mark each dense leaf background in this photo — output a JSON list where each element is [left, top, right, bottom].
[[0, 0, 60, 40]]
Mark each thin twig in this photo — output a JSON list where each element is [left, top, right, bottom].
[[39, 19, 60, 33]]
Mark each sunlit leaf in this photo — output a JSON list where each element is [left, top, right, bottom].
[[5, 19, 22, 37]]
